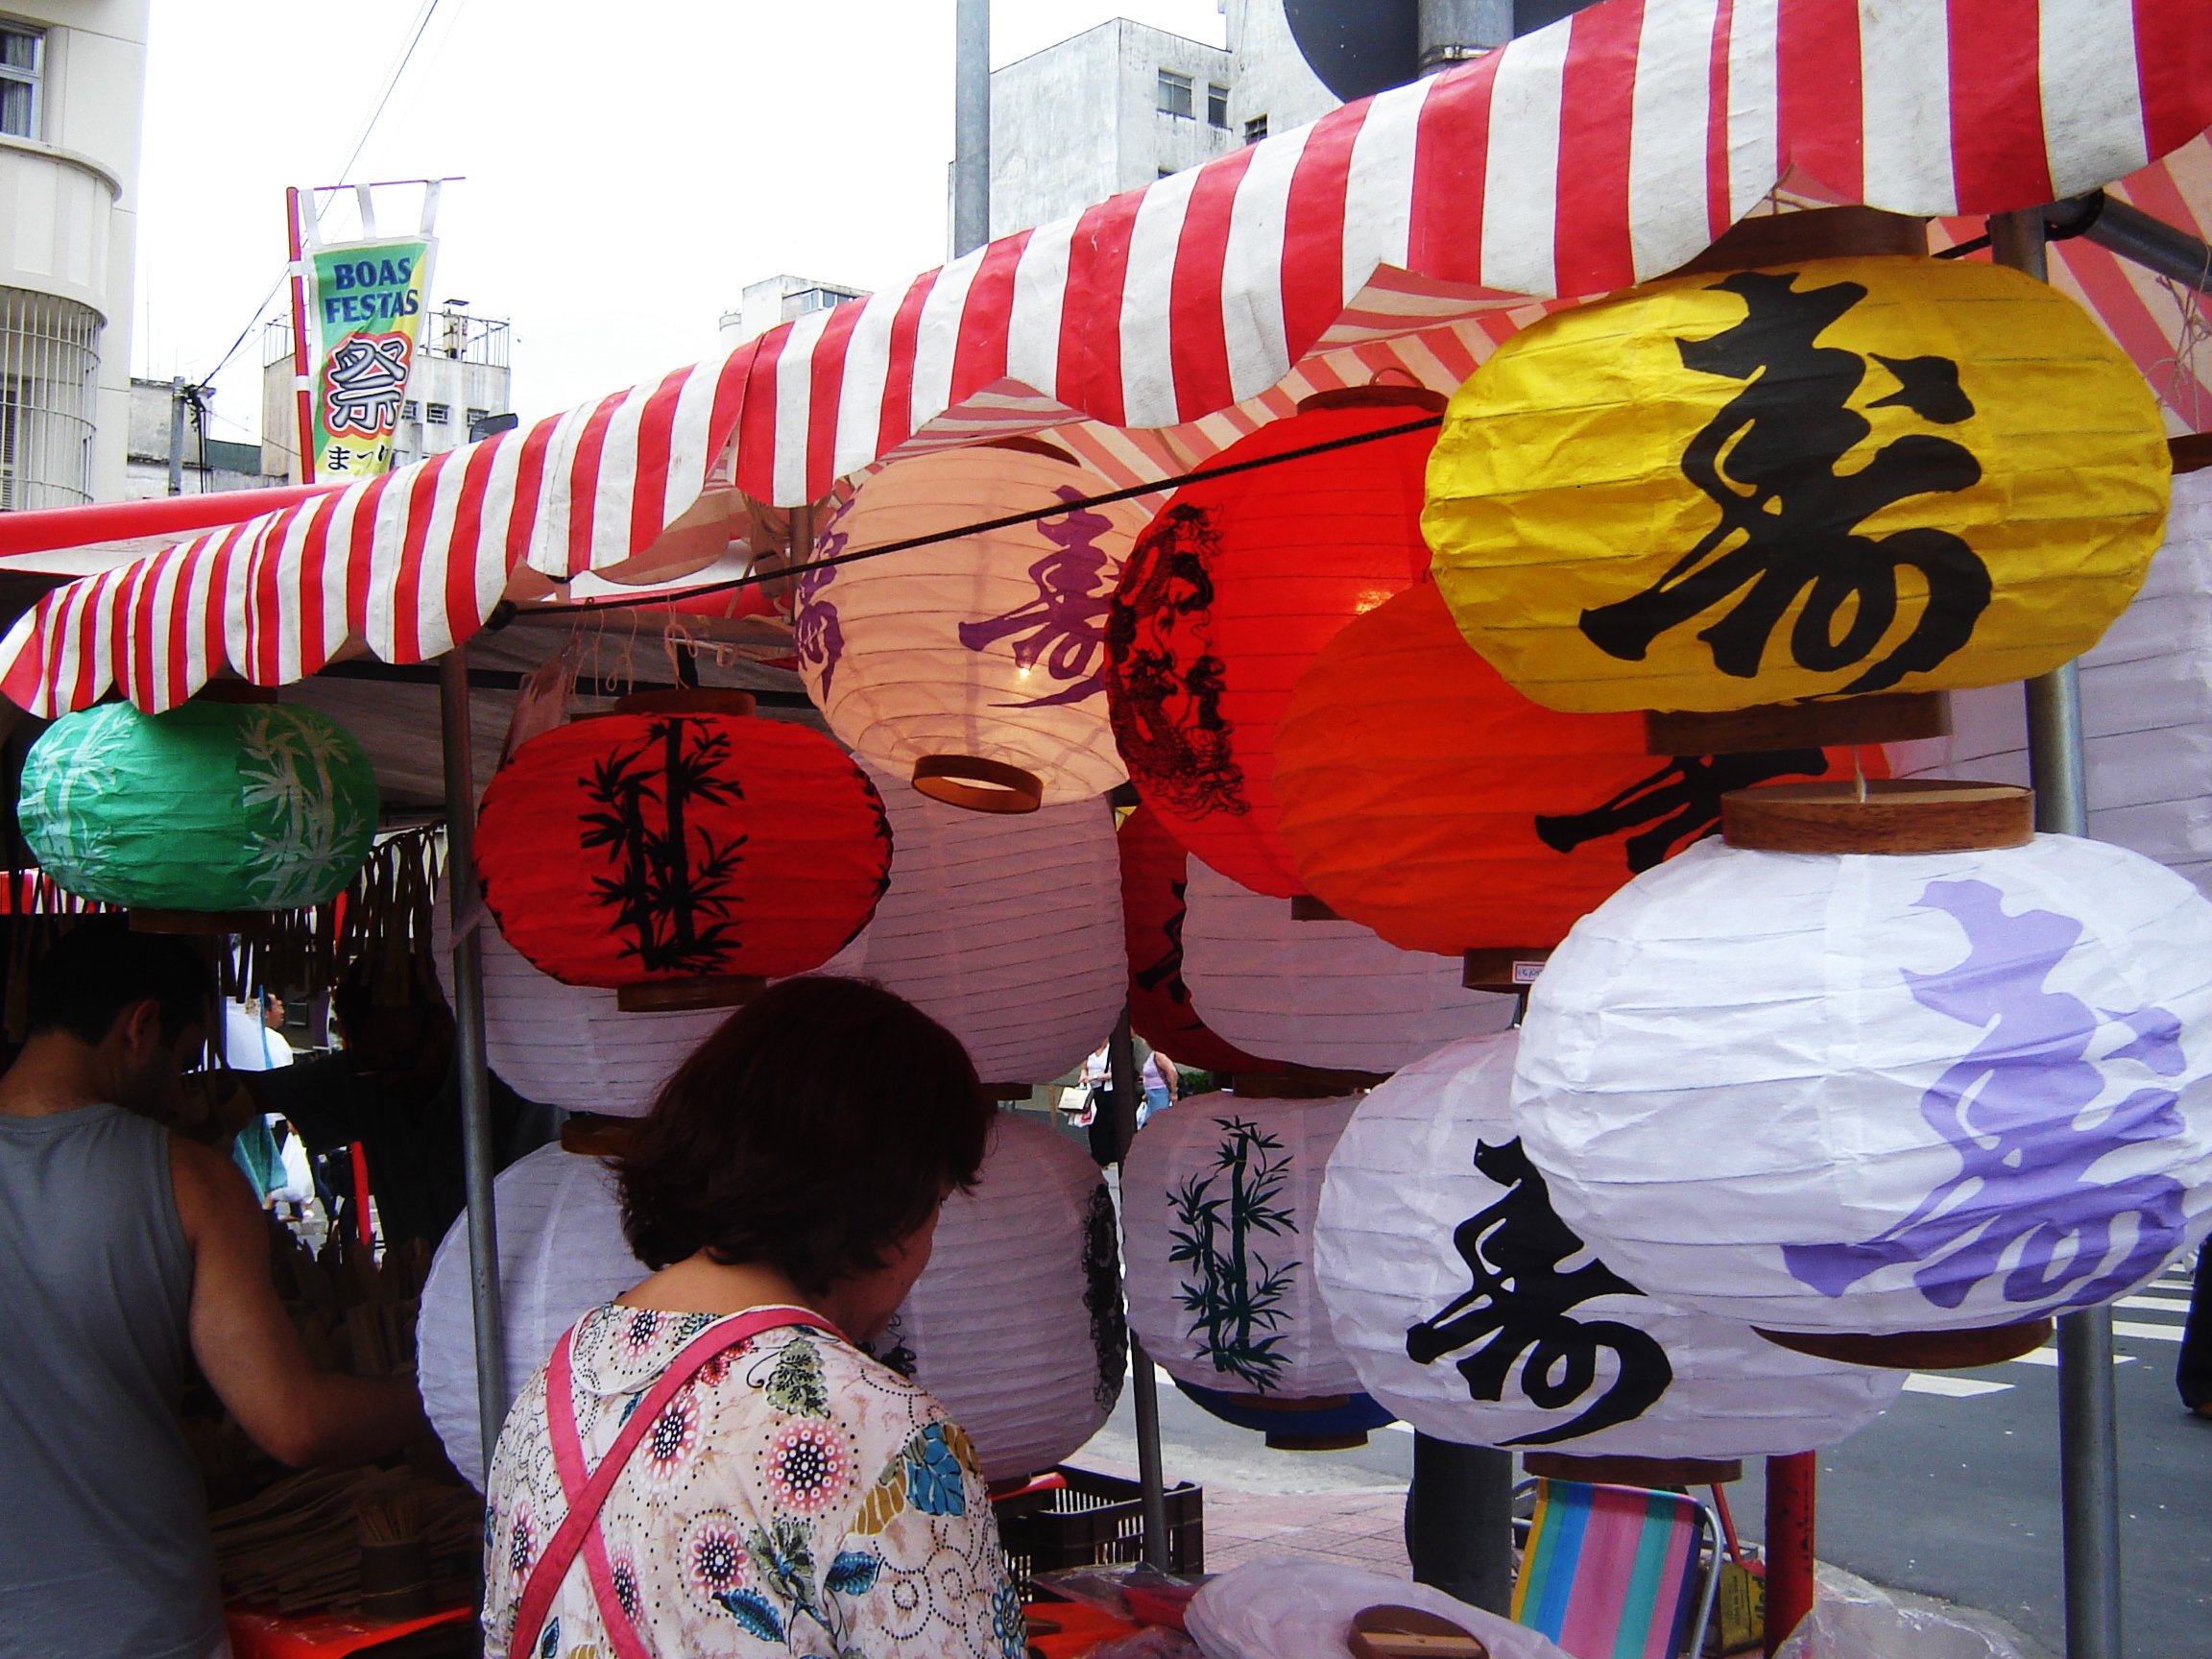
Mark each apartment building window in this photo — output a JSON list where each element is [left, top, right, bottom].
[[0, 288, 99, 509], [0, 25, 42, 140], [1244, 114, 1269, 145], [1157, 69, 1193, 119], [400, 399, 420, 423], [465, 406, 489, 432], [425, 401, 452, 424], [1208, 84, 1230, 129]]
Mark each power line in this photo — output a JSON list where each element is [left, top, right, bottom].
[[191, 0, 447, 392]]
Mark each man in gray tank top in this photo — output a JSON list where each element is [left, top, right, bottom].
[[0, 926, 429, 1659]]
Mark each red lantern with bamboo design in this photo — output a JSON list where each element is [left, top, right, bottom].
[[1117, 804, 1281, 1078], [1105, 387, 1442, 897], [475, 694, 891, 1009], [1276, 584, 1884, 965]]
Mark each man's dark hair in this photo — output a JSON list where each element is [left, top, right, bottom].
[[27, 922, 212, 1047], [616, 974, 991, 1296]]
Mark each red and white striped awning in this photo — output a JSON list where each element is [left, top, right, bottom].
[[5, 0, 2207, 716]]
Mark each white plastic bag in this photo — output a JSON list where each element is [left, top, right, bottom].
[[1772, 1568, 2044, 1659], [1185, 1558, 1572, 1659]]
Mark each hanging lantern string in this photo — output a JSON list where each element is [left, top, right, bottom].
[[527, 414, 1446, 615]]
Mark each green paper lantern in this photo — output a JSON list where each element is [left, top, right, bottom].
[[19, 702, 379, 912]]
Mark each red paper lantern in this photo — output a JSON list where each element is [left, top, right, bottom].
[[1276, 584, 1884, 956], [476, 699, 891, 1008], [1117, 805, 1281, 1077], [1105, 388, 1441, 897]]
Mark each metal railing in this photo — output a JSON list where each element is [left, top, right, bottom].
[[0, 286, 98, 510]]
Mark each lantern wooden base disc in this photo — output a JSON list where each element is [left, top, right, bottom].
[[1266, 1429, 1372, 1452], [131, 908, 266, 936], [1753, 1318, 2054, 1370], [1462, 948, 1551, 994], [1521, 1452, 1744, 1489], [560, 1114, 639, 1156], [979, 1083, 1032, 1102], [912, 754, 1045, 814], [1227, 1391, 1373, 1452], [1234, 1066, 1386, 1098], [1671, 204, 1929, 276], [1721, 780, 2033, 854], [1289, 893, 1344, 922], [613, 687, 757, 717], [1644, 690, 1949, 757], [615, 974, 764, 1012]]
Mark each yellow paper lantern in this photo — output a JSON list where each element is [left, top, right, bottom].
[[1424, 255, 2170, 714]]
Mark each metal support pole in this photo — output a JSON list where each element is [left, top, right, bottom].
[[167, 379, 187, 497], [1991, 205, 2122, 1659], [1764, 1453, 1817, 1654], [1107, 1010, 1173, 1567], [1416, 0, 1511, 75], [1407, 1433, 1514, 1612], [440, 643, 509, 1466], [951, 0, 991, 257]]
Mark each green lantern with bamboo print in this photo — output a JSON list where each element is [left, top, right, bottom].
[[19, 700, 379, 917]]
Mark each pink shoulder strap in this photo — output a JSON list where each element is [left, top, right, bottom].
[[507, 1305, 835, 1659]]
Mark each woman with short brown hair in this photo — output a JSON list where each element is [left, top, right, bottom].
[[480, 975, 1023, 1658]]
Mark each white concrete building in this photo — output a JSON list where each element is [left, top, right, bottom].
[[989, 18, 1239, 240], [0, 0, 148, 508], [1221, 0, 1341, 148], [719, 275, 870, 348], [257, 304, 514, 481], [122, 376, 277, 499]]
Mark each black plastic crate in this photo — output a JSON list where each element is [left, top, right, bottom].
[[994, 1465, 1204, 1598]]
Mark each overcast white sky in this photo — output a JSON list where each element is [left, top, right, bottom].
[[132, 1, 1230, 447]]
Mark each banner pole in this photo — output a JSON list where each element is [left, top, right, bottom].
[[284, 187, 316, 485]]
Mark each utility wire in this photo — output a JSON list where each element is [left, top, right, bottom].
[[190, 0, 447, 392]]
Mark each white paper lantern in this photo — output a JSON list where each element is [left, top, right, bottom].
[[1179, 859, 1516, 1074], [417, 1142, 646, 1488], [1318, 1031, 1902, 1456], [793, 445, 1147, 810], [1890, 467, 2212, 892], [851, 768, 1124, 1087], [1516, 834, 2212, 1336], [433, 899, 725, 1118], [1123, 1092, 1386, 1438], [865, 1111, 1124, 1484]]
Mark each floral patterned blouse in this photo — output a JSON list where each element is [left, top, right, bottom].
[[482, 1305, 1027, 1659]]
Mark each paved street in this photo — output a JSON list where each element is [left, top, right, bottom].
[[1078, 1255, 2208, 1657]]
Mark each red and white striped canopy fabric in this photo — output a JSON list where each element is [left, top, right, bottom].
[[5, 0, 2207, 717]]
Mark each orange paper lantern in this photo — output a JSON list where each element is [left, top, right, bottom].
[[1117, 805, 1281, 1078], [476, 708, 891, 1005], [1276, 584, 1882, 955], [1105, 388, 1440, 897]]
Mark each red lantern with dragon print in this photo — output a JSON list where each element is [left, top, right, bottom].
[[475, 693, 892, 1009], [1117, 805, 1282, 1078], [1275, 584, 1885, 966], [1104, 387, 1443, 897]]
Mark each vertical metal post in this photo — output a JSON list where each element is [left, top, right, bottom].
[[1991, 205, 2122, 1659], [1764, 1453, 1818, 1653], [951, 0, 992, 257], [1416, 0, 1511, 76], [440, 643, 509, 1465], [284, 187, 317, 485], [166, 378, 187, 497], [1108, 1010, 1173, 1568], [1407, 1435, 1514, 1612]]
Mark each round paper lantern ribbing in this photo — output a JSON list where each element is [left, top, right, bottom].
[[794, 445, 1148, 811], [864, 1112, 1125, 1484], [1318, 1031, 1902, 1456], [418, 1142, 646, 1488], [854, 768, 1123, 1087], [430, 897, 723, 1118], [1890, 465, 2212, 893], [1277, 583, 1872, 956], [1424, 255, 2170, 713], [1117, 805, 1280, 1077], [474, 709, 891, 1006], [1123, 1092, 1392, 1445], [1515, 834, 2212, 1340], [1180, 859, 1515, 1075], [1105, 389, 1442, 896], [19, 701, 377, 912]]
